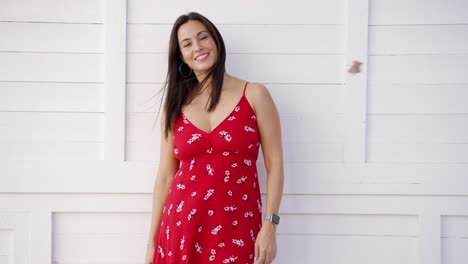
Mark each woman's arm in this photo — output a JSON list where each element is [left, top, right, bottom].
[[145, 116, 179, 263], [248, 83, 284, 264]]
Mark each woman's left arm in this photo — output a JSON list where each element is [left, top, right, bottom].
[[248, 83, 284, 264]]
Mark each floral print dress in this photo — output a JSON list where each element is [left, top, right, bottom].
[[153, 82, 262, 264]]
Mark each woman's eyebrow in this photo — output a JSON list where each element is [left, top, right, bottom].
[[180, 30, 209, 43]]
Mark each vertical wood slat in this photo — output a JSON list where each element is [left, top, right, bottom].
[[343, 0, 369, 163], [419, 212, 441, 264], [104, 0, 127, 161], [30, 211, 52, 263]]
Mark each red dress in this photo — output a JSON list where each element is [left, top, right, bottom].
[[153, 82, 262, 264]]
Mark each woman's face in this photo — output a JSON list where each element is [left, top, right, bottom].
[[177, 20, 218, 76]]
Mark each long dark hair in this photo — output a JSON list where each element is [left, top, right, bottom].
[[160, 12, 226, 138]]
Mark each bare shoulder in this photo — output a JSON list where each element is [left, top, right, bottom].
[[245, 82, 274, 112]]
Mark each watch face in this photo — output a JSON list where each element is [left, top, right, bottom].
[[271, 214, 280, 225]]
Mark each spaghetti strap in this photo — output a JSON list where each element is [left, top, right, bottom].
[[243, 81, 249, 96]]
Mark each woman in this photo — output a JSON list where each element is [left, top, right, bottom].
[[145, 12, 284, 264]]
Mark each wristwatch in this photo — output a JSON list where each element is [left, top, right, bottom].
[[264, 213, 280, 225]]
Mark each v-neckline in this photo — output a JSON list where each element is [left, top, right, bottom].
[[182, 94, 245, 135]]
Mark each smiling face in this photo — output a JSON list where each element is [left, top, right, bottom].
[[177, 20, 218, 77]]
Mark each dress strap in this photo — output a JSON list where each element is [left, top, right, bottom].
[[243, 82, 249, 96]]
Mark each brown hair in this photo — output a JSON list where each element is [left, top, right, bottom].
[[159, 12, 226, 138]]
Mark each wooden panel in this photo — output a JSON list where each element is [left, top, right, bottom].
[[127, 53, 344, 84], [368, 115, 468, 142], [442, 216, 468, 264], [0, 141, 103, 160], [0, 22, 104, 53], [0, 230, 12, 261], [369, 25, 468, 55], [369, 0, 468, 25], [0, 213, 30, 264], [127, 0, 345, 24], [0, 0, 104, 23], [368, 84, 468, 114], [128, 24, 345, 54], [367, 142, 468, 163], [0, 53, 104, 82], [276, 235, 418, 264], [368, 54, 468, 84], [0, 112, 103, 141], [0, 82, 104, 112]]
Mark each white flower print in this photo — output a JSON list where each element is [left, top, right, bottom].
[[204, 189, 215, 200], [223, 256, 238, 263], [197, 225, 203, 232], [209, 249, 217, 261], [227, 115, 236, 121], [208, 210, 214, 216], [219, 131, 232, 142], [167, 204, 173, 215], [211, 224, 222, 235], [187, 209, 196, 220], [182, 255, 187, 261], [195, 242, 203, 254], [257, 199, 262, 212], [174, 148, 179, 154], [206, 164, 214, 176], [222, 151, 230, 156], [236, 176, 247, 184], [224, 170, 230, 182], [191, 191, 197, 199], [182, 115, 189, 124], [190, 175, 196, 181], [176, 183, 185, 190], [244, 211, 253, 218], [232, 220, 238, 228], [176, 221, 182, 227], [166, 225, 170, 240], [176, 200, 184, 213], [168, 251, 172, 257], [231, 162, 238, 168], [248, 143, 253, 149], [180, 236, 185, 250], [224, 205, 237, 212], [244, 159, 252, 167], [242, 194, 248, 201], [232, 238, 244, 247], [177, 126, 184, 132], [187, 133, 202, 144], [207, 146, 213, 153], [244, 125, 256, 133], [234, 106, 240, 112], [251, 114, 257, 120], [226, 190, 233, 196], [218, 241, 225, 247], [158, 245, 165, 258], [189, 158, 195, 170], [250, 229, 256, 241]]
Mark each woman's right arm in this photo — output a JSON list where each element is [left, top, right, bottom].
[[145, 117, 179, 263]]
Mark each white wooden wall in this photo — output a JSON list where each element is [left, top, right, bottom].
[[1, 0, 467, 263]]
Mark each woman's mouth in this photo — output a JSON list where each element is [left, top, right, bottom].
[[194, 53, 209, 61]]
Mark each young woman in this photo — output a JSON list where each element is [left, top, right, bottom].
[[145, 12, 284, 264]]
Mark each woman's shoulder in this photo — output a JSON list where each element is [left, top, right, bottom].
[[244, 82, 274, 112]]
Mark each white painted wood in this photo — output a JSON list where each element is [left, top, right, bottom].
[[369, 0, 468, 25], [0, 82, 104, 112], [30, 211, 52, 263], [127, 53, 344, 83], [442, 216, 468, 264], [419, 212, 441, 264], [0, 213, 30, 264], [127, 0, 345, 24], [368, 84, 468, 114], [343, 0, 369, 163], [103, 0, 127, 161], [0, 112, 103, 141], [368, 54, 468, 84], [369, 25, 468, 55], [0, 53, 104, 82], [0, 141, 103, 160], [128, 24, 345, 54], [368, 115, 468, 142], [0, 22, 104, 53], [0, 0, 104, 23]]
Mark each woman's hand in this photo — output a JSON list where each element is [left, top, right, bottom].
[[254, 221, 277, 264], [144, 246, 154, 264]]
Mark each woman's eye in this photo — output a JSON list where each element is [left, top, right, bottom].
[[183, 43, 191, 47], [200, 35, 208, 40]]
